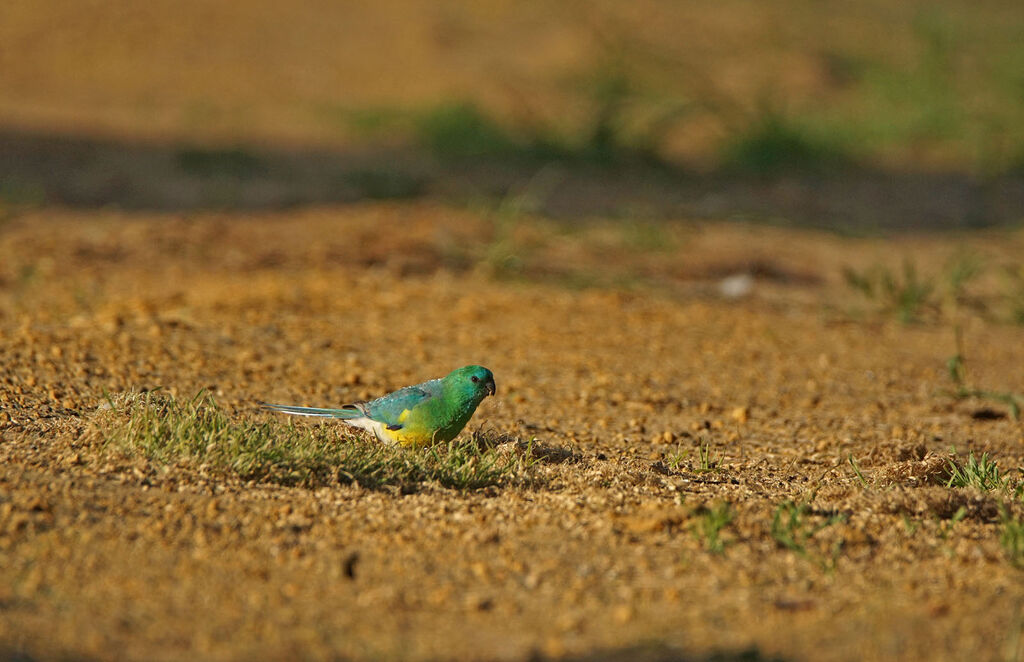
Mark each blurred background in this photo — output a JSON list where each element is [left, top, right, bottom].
[[2, 0, 1023, 231]]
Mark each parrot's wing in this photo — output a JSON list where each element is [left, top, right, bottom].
[[364, 381, 439, 429]]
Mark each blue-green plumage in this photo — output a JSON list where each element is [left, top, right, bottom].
[[263, 365, 496, 447]]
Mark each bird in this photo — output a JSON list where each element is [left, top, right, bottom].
[[262, 365, 496, 448]]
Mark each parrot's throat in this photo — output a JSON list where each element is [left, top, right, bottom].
[[440, 388, 485, 433]]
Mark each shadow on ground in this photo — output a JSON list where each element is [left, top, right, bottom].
[[0, 649, 95, 662], [0, 643, 782, 662], [2, 126, 1022, 232], [535, 644, 786, 662]]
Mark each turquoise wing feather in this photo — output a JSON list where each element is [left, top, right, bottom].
[[364, 381, 439, 428], [263, 380, 438, 427]]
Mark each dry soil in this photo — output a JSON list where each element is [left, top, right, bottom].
[[2, 207, 1024, 661]]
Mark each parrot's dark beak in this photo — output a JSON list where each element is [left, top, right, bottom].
[[486, 379, 496, 396]]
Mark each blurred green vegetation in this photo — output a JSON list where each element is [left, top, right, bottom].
[[317, 5, 1024, 176], [3, 2, 1024, 226], [332, 94, 672, 168], [720, 109, 853, 174], [176, 148, 266, 179]]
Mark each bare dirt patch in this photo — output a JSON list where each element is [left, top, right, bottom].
[[2, 207, 1024, 661]]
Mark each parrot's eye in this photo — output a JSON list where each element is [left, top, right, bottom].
[[470, 376, 479, 383]]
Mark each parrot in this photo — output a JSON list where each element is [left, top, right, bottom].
[[262, 365, 496, 448]]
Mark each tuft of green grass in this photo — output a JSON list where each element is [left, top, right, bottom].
[[1000, 507, 1024, 568], [843, 253, 1001, 324], [770, 500, 847, 558], [176, 147, 265, 178], [945, 451, 1007, 491], [694, 501, 734, 554], [936, 506, 969, 541], [720, 109, 852, 174], [848, 454, 870, 488], [96, 391, 527, 490], [571, 59, 682, 167], [415, 102, 512, 159], [842, 259, 938, 323], [892, 261, 936, 319], [945, 252, 985, 304], [577, 61, 633, 164], [695, 439, 719, 473], [412, 96, 671, 167], [666, 444, 688, 471]]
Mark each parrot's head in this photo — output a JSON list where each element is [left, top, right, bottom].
[[446, 365, 496, 401]]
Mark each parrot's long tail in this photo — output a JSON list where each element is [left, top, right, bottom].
[[261, 403, 363, 419]]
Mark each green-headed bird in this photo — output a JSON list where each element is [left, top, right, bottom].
[[263, 365, 496, 448]]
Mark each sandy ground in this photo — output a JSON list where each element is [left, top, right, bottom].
[[3, 2, 1024, 660], [1, 207, 1024, 661]]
